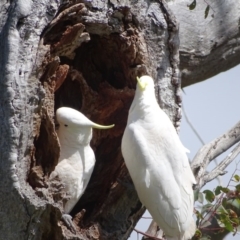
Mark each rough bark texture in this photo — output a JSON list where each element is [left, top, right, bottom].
[[168, 0, 240, 87], [0, 0, 181, 239], [0, 1, 62, 239], [0, 0, 240, 240]]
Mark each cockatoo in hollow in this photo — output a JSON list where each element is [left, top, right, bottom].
[[50, 107, 114, 228], [121, 76, 196, 240]]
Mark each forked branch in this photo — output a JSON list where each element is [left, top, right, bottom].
[[203, 142, 240, 185], [191, 120, 240, 189]]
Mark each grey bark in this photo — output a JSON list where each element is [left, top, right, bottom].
[[0, 0, 239, 240], [0, 0, 62, 239], [192, 120, 240, 190], [0, 0, 180, 239], [168, 0, 240, 87]]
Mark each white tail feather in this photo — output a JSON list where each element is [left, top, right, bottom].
[[166, 218, 196, 240]]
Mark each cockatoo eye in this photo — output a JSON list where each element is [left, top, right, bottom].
[[64, 124, 68, 127]]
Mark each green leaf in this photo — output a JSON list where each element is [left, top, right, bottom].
[[201, 220, 212, 228], [221, 187, 230, 193], [215, 186, 230, 194], [222, 197, 228, 208], [217, 217, 225, 228], [194, 189, 200, 202], [188, 0, 197, 10], [217, 212, 234, 231], [231, 217, 239, 226], [229, 199, 240, 210], [195, 210, 203, 226], [215, 186, 222, 195], [195, 210, 203, 219], [234, 174, 240, 182], [203, 190, 215, 203], [204, 5, 210, 19], [216, 204, 228, 215], [201, 203, 213, 214], [194, 229, 202, 238], [198, 192, 204, 204], [223, 219, 234, 232], [235, 184, 240, 192]]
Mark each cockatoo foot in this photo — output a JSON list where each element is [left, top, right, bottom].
[[62, 214, 76, 234], [117, 178, 135, 190]]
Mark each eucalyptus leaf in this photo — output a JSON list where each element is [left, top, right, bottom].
[[228, 198, 240, 210], [203, 190, 215, 203], [216, 204, 228, 215], [204, 5, 210, 19], [189, 0, 197, 10], [223, 219, 234, 232], [201, 220, 212, 228], [234, 174, 240, 182], [201, 203, 213, 214], [198, 192, 204, 204]]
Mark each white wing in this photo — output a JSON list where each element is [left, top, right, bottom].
[[50, 159, 84, 213], [122, 118, 194, 237], [80, 146, 96, 196]]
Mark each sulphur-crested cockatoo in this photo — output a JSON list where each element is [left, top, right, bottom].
[[121, 76, 196, 240], [50, 107, 114, 228]]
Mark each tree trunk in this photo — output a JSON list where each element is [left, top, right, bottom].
[[0, 0, 239, 240]]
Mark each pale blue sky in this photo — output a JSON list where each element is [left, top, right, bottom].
[[129, 65, 240, 240]]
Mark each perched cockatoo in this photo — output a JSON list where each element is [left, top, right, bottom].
[[50, 107, 114, 229], [121, 76, 196, 240]]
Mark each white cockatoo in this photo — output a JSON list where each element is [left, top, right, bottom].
[[121, 76, 196, 240], [50, 107, 114, 228]]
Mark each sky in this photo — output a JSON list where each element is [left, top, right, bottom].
[[129, 65, 240, 240]]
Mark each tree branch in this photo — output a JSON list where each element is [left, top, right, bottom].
[[168, 0, 240, 87], [134, 227, 162, 240], [142, 221, 164, 240], [203, 142, 240, 185], [191, 120, 240, 189]]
